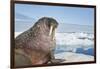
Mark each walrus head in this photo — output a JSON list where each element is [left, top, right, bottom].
[[32, 17, 58, 40]]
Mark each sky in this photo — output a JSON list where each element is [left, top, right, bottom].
[[15, 4, 94, 25], [15, 4, 94, 33]]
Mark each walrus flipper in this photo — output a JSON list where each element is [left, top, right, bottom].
[[50, 59, 66, 64], [48, 50, 66, 64]]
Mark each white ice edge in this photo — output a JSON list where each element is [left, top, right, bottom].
[[55, 52, 94, 63]]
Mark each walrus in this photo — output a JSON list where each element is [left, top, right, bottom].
[[14, 17, 65, 67]]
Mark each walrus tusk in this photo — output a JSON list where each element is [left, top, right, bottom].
[[49, 26, 56, 41], [52, 28, 56, 40], [49, 25, 53, 36]]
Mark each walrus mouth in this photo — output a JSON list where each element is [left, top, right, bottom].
[[49, 25, 56, 40]]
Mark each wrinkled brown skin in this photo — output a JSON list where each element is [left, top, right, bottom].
[[14, 17, 65, 67]]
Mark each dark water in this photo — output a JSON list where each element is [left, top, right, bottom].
[[55, 45, 94, 56], [76, 48, 94, 56]]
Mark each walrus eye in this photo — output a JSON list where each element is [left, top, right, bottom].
[[49, 25, 53, 36]]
